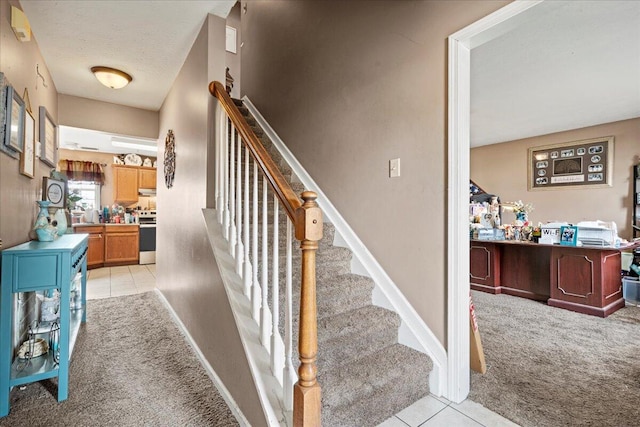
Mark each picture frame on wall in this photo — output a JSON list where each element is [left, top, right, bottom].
[[528, 136, 614, 191], [39, 105, 57, 167], [20, 109, 36, 178], [4, 85, 25, 154], [42, 176, 66, 209]]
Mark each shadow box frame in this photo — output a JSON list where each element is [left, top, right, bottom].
[[39, 105, 57, 167], [1, 84, 25, 159], [528, 136, 614, 191]]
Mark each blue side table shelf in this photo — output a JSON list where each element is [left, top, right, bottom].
[[0, 234, 88, 417]]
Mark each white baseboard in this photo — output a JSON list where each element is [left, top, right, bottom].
[[243, 96, 448, 397], [155, 288, 252, 427]]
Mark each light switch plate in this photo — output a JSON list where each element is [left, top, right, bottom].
[[389, 158, 400, 178]]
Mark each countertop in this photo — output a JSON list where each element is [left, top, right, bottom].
[[73, 223, 139, 227]]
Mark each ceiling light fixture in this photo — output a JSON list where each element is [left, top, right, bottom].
[[90, 66, 132, 89]]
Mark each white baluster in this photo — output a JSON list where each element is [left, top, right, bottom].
[[260, 176, 271, 352], [228, 124, 236, 253], [283, 218, 296, 410], [271, 196, 284, 386], [215, 104, 221, 219], [222, 116, 230, 238], [251, 161, 261, 322], [243, 146, 252, 296], [235, 134, 244, 275]]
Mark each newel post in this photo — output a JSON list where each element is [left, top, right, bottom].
[[293, 191, 323, 427]]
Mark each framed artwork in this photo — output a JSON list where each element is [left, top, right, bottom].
[[226, 26, 237, 53], [528, 136, 614, 190], [4, 85, 25, 153], [39, 105, 57, 167], [560, 226, 578, 246], [42, 177, 66, 209], [20, 109, 35, 178]]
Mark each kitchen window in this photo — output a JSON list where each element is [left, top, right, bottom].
[[68, 181, 101, 211]]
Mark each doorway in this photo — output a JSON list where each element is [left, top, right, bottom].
[[446, 0, 544, 403]]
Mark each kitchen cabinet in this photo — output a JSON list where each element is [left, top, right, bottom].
[[138, 167, 157, 189], [112, 165, 157, 203], [0, 235, 88, 417], [112, 165, 138, 203], [104, 225, 139, 266], [74, 225, 105, 269]]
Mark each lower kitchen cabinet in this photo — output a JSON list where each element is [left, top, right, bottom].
[[74, 224, 139, 268], [104, 225, 139, 266], [74, 226, 105, 269]]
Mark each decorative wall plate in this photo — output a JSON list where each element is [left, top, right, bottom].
[[124, 153, 142, 166], [164, 130, 175, 188]]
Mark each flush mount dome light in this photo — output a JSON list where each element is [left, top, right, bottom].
[[90, 66, 132, 89]]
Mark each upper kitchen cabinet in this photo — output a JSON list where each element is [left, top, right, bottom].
[[112, 165, 139, 203], [138, 167, 157, 189]]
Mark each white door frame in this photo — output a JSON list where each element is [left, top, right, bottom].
[[446, 0, 544, 403]]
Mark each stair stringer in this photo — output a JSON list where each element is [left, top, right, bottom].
[[202, 209, 290, 427], [243, 96, 448, 398]]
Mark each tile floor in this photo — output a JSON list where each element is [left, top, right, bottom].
[[85, 264, 517, 426], [86, 264, 156, 300], [377, 394, 518, 427]]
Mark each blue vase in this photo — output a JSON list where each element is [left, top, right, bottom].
[[34, 200, 57, 242]]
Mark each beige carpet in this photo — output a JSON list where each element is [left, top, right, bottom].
[[0, 292, 239, 427], [469, 290, 640, 427]]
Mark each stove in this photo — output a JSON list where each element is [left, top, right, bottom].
[[138, 209, 157, 226], [138, 210, 156, 264]]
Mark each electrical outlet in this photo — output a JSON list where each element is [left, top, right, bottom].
[[389, 158, 400, 178]]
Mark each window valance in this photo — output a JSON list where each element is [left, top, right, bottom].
[[59, 160, 105, 184]]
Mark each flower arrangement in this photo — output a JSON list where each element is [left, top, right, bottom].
[[502, 200, 534, 225], [508, 200, 534, 215]]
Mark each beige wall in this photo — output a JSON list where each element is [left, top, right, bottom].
[[58, 94, 159, 139], [157, 15, 266, 426], [240, 0, 508, 346], [471, 117, 640, 240], [0, 0, 59, 248]]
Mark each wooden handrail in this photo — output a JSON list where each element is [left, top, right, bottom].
[[210, 81, 322, 426], [209, 81, 302, 221]]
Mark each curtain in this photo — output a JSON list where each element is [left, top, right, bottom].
[[59, 160, 105, 184]]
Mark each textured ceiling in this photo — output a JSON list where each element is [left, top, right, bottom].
[[20, 0, 236, 111], [471, 1, 640, 147]]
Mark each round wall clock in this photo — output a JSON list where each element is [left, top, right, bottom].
[[164, 129, 175, 189]]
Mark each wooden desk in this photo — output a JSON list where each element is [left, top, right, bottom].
[[470, 240, 628, 317]]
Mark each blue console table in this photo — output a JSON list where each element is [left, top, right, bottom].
[[0, 234, 88, 417]]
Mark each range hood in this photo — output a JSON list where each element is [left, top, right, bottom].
[[138, 188, 157, 196]]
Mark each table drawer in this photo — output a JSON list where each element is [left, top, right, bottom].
[[12, 253, 60, 292]]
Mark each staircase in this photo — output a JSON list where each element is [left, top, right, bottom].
[[230, 98, 434, 426]]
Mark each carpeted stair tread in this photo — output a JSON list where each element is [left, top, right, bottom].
[[231, 98, 243, 106], [315, 274, 374, 319], [319, 343, 432, 420], [324, 370, 429, 427], [312, 306, 400, 370]]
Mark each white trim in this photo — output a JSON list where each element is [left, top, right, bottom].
[[446, 0, 544, 403], [242, 96, 448, 396], [154, 288, 252, 427]]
